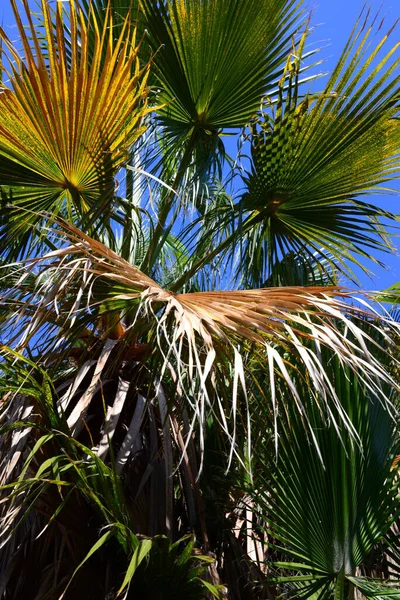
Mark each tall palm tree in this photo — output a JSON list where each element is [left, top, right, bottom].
[[0, 0, 399, 598]]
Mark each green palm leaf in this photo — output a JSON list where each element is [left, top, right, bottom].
[[263, 250, 338, 287], [252, 355, 400, 598], [141, 0, 304, 170], [347, 577, 400, 599], [376, 283, 400, 305], [206, 10, 400, 286]]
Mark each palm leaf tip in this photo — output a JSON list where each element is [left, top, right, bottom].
[[0, 0, 151, 250]]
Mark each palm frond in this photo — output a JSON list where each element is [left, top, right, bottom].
[[200, 10, 400, 287], [141, 0, 304, 173], [3, 221, 399, 468], [251, 356, 400, 598], [262, 250, 338, 287], [0, 0, 151, 260], [376, 283, 400, 306], [347, 577, 400, 599], [0, 350, 223, 598]]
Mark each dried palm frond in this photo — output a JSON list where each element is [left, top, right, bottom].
[[2, 221, 398, 469]]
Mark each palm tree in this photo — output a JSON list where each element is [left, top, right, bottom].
[[0, 0, 399, 598]]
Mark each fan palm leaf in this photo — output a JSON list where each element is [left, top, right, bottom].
[[137, 0, 307, 273], [189, 10, 400, 288], [262, 250, 338, 287], [0, 3, 399, 598], [141, 0, 303, 147], [241, 11, 400, 282], [52, 0, 305, 177], [251, 356, 400, 599], [0, 0, 151, 259]]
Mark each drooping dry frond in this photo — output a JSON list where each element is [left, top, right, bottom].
[[2, 221, 398, 467], [0, 0, 151, 258]]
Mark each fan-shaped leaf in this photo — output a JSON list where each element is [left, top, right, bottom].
[[0, 0, 151, 259]]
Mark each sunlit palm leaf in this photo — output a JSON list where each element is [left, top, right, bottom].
[[137, 0, 308, 274], [79, 0, 141, 57], [140, 0, 303, 172], [207, 10, 400, 286], [377, 283, 400, 305], [0, 0, 150, 259]]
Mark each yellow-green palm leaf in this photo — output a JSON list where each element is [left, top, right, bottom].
[[0, 0, 150, 258], [198, 12, 400, 287]]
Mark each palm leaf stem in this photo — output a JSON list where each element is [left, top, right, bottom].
[[170, 211, 266, 291], [140, 125, 200, 274]]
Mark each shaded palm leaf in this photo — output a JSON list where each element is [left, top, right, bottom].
[[263, 250, 338, 287], [0, 350, 224, 598], [251, 357, 400, 598], [0, 0, 150, 259], [347, 577, 400, 599]]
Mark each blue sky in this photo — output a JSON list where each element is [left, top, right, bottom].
[[1, 0, 399, 292]]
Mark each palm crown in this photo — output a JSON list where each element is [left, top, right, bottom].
[[0, 1, 399, 599]]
